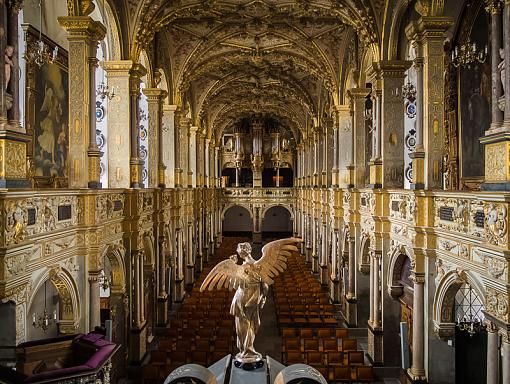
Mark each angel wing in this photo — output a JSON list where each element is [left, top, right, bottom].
[[199, 257, 250, 292], [255, 237, 303, 285]]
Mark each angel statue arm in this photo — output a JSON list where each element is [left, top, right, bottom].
[[200, 237, 302, 368]]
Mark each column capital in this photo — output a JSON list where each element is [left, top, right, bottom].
[[163, 104, 178, 113], [415, 16, 455, 36], [57, 16, 106, 42], [142, 87, 168, 100], [101, 60, 135, 74], [8, 0, 24, 12], [485, 0, 503, 14], [190, 125, 199, 134], [411, 271, 426, 284], [374, 60, 413, 78], [347, 87, 371, 100]]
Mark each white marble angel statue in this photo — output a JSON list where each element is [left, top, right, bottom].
[[200, 238, 302, 369]]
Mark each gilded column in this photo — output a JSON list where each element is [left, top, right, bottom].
[[337, 105, 352, 188], [129, 64, 146, 188], [348, 88, 370, 187], [102, 61, 133, 188], [347, 236, 356, 300], [408, 272, 426, 380], [143, 88, 167, 188], [173, 109, 183, 187], [331, 119, 339, 186], [189, 126, 198, 187], [410, 17, 453, 188], [58, 16, 106, 188], [197, 131, 204, 187], [485, 322, 500, 384]]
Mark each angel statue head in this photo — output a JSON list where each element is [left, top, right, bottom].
[[200, 237, 303, 370], [236, 242, 252, 258]]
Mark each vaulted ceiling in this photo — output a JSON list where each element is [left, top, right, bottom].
[[120, 0, 383, 141]]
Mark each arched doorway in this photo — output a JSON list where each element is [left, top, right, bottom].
[[433, 271, 487, 384], [261, 206, 292, 240], [222, 205, 253, 237]]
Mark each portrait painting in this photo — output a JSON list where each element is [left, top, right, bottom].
[[23, 24, 69, 187], [458, 10, 490, 181], [34, 62, 69, 178]]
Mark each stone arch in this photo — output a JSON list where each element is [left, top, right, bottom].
[[358, 235, 371, 274], [221, 203, 253, 220], [28, 267, 80, 334], [143, 232, 156, 267], [387, 243, 415, 299], [261, 204, 295, 222], [222, 205, 253, 233], [261, 205, 294, 234], [101, 243, 126, 292], [433, 269, 485, 339]]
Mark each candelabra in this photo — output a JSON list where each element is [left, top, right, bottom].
[[363, 95, 373, 121], [24, 1, 59, 68], [32, 309, 57, 332], [96, 81, 116, 101], [402, 82, 416, 102], [99, 269, 111, 290], [451, 39, 487, 68], [456, 315, 485, 337]]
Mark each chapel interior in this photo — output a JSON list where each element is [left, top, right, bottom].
[[0, 0, 509, 383]]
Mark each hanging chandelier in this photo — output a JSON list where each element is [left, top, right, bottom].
[[451, 39, 487, 68], [24, 0, 58, 68], [32, 281, 57, 332], [99, 269, 111, 290]]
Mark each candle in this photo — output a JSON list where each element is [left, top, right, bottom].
[[32, 313, 36, 324]]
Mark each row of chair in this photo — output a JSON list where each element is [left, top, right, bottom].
[[142, 237, 247, 383]]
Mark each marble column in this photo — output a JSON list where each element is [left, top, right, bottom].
[[372, 252, 381, 328], [162, 105, 177, 187], [411, 55, 425, 189], [486, 1, 504, 130], [7, 2, 22, 129], [313, 132, 319, 186], [189, 127, 198, 187], [143, 88, 167, 188], [408, 272, 426, 380], [89, 275, 100, 331], [133, 252, 141, 326], [486, 322, 500, 384], [156, 236, 168, 325], [504, 0, 510, 126], [347, 236, 356, 300], [320, 222, 329, 285], [58, 17, 105, 188], [368, 251, 374, 326], [502, 335, 510, 384]]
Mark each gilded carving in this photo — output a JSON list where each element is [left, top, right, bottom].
[[486, 287, 508, 322], [485, 203, 508, 246], [4, 252, 30, 278]]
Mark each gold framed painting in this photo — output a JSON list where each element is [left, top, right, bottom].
[[22, 24, 69, 188]]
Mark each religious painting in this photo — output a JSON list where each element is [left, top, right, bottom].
[[23, 25, 68, 187], [458, 6, 490, 186]]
